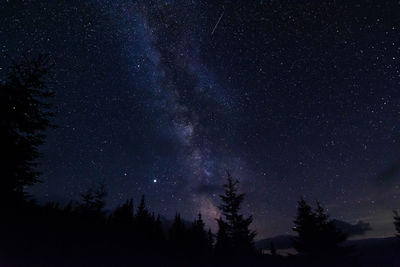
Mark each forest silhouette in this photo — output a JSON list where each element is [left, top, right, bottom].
[[1, 55, 400, 266]]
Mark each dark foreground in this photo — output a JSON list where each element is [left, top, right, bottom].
[[1, 205, 399, 267]]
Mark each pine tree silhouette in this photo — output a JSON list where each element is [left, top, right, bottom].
[[112, 199, 134, 225], [93, 183, 107, 212], [215, 217, 231, 256], [191, 213, 207, 240], [215, 171, 256, 257], [292, 198, 347, 257], [135, 195, 153, 240], [292, 198, 317, 254], [0, 54, 55, 204], [189, 213, 212, 256], [169, 213, 186, 251], [136, 195, 150, 219], [207, 228, 214, 249], [153, 214, 165, 242], [78, 184, 107, 220]]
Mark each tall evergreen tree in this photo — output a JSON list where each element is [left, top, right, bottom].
[[93, 183, 107, 211], [292, 198, 317, 254], [215, 217, 231, 255], [215, 171, 256, 256], [190, 213, 211, 254], [169, 213, 186, 249], [207, 228, 214, 248], [0, 54, 55, 203], [112, 199, 134, 225], [153, 214, 165, 242], [78, 184, 107, 219], [292, 198, 347, 256], [191, 213, 206, 238], [135, 195, 153, 238], [136, 195, 149, 219]]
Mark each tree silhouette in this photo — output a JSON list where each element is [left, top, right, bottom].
[[292, 198, 317, 254], [215, 171, 256, 257], [0, 54, 55, 204], [136, 195, 150, 222], [111, 199, 134, 225], [153, 214, 165, 242], [189, 213, 212, 256], [169, 213, 186, 250], [215, 216, 231, 256], [134, 195, 154, 240], [393, 210, 400, 238], [292, 198, 347, 256], [207, 228, 214, 248], [77, 184, 107, 219], [191, 213, 207, 241]]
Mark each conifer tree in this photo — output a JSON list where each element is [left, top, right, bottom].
[[207, 228, 214, 248], [153, 214, 165, 242], [215, 171, 256, 256], [135, 195, 153, 238], [112, 199, 134, 225], [78, 184, 107, 219], [292, 198, 316, 254], [292, 198, 347, 256], [93, 183, 107, 212], [0, 54, 55, 203], [190, 213, 210, 254], [192, 213, 206, 239], [169, 213, 186, 249], [215, 217, 231, 255], [136, 195, 149, 219]]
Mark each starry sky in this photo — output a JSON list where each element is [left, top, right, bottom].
[[1, 0, 400, 239]]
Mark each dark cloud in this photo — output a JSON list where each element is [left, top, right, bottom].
[[333, 220, 372, 237]]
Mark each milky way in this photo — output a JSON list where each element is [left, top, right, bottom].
[[1, 0, 400, 238]]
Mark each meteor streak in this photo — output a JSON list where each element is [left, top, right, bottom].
[[211, 11, 224, 36]]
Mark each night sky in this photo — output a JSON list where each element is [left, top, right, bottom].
[[1, 0, 400, 239]]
